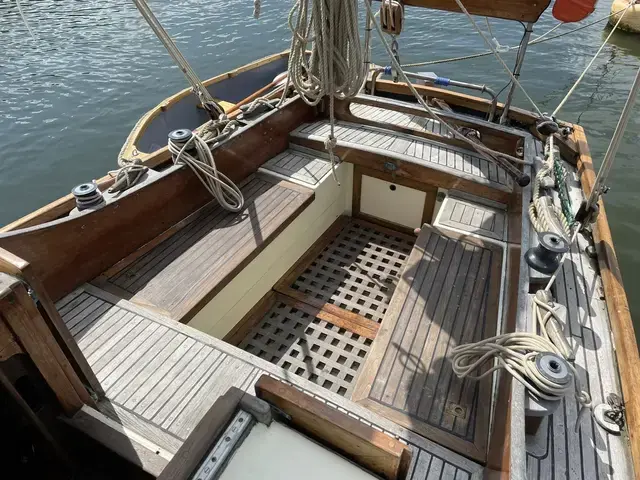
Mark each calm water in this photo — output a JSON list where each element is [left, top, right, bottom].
[[1, 1, 639, 333]]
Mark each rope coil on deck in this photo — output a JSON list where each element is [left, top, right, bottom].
[[168, 118, 244, 212], [451, 291, 591, 431]]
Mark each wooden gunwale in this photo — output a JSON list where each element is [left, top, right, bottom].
[[0, 51, 290, 233], [572, 123, 640, 480]]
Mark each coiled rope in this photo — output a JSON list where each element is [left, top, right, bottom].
[[528, 136, 571, 238], [167, 117, 244, 212], [285, 0, 365, 182]]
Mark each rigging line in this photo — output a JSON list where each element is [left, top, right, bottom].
[[14, 0, 36, 42], [450, 0, 543, 117], [363, 1, 525, 172], [552, 2, 634, 117], [400, 6, 631, 69]]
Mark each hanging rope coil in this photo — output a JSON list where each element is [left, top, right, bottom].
[[529, 137, 571, 238], [286, 0, 365, 182], [168, 118, 244, 212]]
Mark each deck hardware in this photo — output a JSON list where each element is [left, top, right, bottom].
[[240, 394, 273, 426], [383, 161, 398, 172], [192, 409, 254, 480], [168, 128, 193, 149], [380, 0, 404, 35], [525, 231, 570, 275], [594, 394, 625, 434], [72, 182, 105, 211], [445, 402, 468, 420], [535, 117, 560, 136], [535, 352, 571, 385]]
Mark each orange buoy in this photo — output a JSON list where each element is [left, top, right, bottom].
[[552, 0, 599, 22]]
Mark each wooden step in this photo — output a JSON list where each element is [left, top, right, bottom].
[[259, 146, 332, 188], [435, 190, 508, 242], [92, 172, 314, 323], [352, 224, 504, 463]]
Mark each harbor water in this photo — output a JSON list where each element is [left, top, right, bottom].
[[0, 0, 638, 337]]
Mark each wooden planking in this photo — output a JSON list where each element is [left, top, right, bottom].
[[97, 173, 313, 323], [292, 120, 512, 192], [526, 160, 632, 479], [352, 225, 503, 462], [261, 148, 332, 186], [255, 375, 413, 480], [436, 192, 507, 241], [58, 284, 483, 478], [350, 103, 447, 137]]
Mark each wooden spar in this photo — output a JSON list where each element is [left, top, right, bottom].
[[383, 0, 552, 22], [572, 124, 640, 480]]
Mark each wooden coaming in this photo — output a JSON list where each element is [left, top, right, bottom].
[[255, 375, 413, 480], [0, 99, 315, 302], [352, 224, 503, 462]]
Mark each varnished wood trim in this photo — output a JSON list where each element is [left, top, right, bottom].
[[572, 124, 640, 479], [274, 290, 380, 340], [0, 247, 103, 398], [0, 280, 87, 415], [255, 375, 412, 480], [0, 99, 316, 303], [395, 0, 551, 22]]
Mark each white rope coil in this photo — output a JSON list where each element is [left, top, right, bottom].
[[168, 124, 244, 212], [528, 137, 571, 238], [286, 0, 365, 182], [451, 292, 591, 431]]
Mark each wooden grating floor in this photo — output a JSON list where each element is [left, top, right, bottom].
[[352, 224, 504, 463], [237, 217, 415, 397], [239, 297, 373, 397], [277, 217, 415, 324]]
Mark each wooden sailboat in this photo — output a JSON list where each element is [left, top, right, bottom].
[[1, 0, 639, 479]]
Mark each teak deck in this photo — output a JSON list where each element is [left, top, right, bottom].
[[352, 224, 503, 463], [291, 120, 513, 192], [94, 173, 314, 323], [56, 283, 484, 479]]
